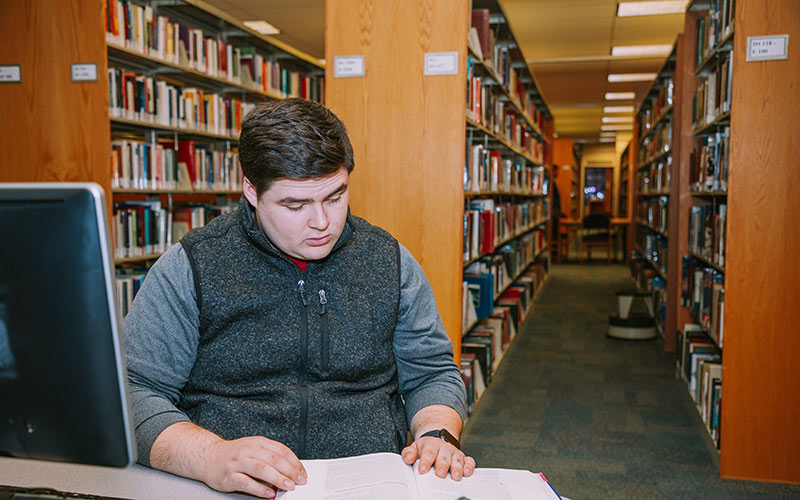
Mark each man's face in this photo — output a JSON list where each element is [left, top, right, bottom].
[[247, 167, 350, 261]]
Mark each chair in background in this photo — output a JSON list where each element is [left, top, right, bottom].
[[551, 216, 570, 263], [580, 213, 612, 264]]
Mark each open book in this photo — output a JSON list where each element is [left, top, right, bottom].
[[276, 452, 561, 500]]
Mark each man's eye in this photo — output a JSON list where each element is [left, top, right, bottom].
[[327, 196, 342, 204], [286, 205, 304, 212]]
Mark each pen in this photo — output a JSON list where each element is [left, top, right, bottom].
[[539, 473, 563, 500]]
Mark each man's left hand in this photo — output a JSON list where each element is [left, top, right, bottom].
[[401, 437, 476, 481]]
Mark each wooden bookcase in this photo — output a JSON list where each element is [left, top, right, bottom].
[[104, 0, 324, 270], [714, 0, 799, 484], [617, 143, 630, 220], [325, 0, 553, 369], [631, 42, 680, 343], [669, 0, 800, 483], [1, 0, 325, 317]]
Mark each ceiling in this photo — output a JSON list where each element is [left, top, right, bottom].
[[500, 0, 686, 141], [203, 0, 686, 141]]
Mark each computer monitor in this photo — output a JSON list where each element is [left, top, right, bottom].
[[0, 183, 135, 467]]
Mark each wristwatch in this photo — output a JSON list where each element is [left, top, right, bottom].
[[420, 429, 461, 449]]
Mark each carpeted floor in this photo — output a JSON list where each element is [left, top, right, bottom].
[[461, 264, 800, 500]]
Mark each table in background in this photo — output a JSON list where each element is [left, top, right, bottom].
[[557, 218, 629, 262]]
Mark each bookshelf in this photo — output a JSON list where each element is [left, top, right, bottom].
[[632, 42, 679, 342], [673, 0, 800, 483], [669, 0, 733, 464], [103, 0, 325, 271], [617, 144, 630, 220], [0, 0, 325, 318], [325, 0, 553, 414]]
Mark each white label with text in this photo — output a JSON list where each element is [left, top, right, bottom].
[[746, 35, 789, 62], [334, 56, 365, 78], [71, 63, 98, 82], [424, 52, 458, 76], [0, 65, 21, 83]]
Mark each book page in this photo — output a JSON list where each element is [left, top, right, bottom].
[[414, 467, 560, 500], [277, 453, 419, 500]]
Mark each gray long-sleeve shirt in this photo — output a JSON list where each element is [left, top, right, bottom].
[[123, 242, 467, 464]]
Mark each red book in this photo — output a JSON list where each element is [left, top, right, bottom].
[[165, 140, 197, 187], [471, 9, 491, 62], [480, 210, 495, 253]]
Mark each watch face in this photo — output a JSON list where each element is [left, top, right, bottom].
[[439, 429, 461, 449], [421, 429, 461, 449]]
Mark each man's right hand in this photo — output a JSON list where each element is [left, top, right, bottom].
[[150, 422, 307, 498]]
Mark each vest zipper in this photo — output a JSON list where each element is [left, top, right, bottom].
[[297, 279, 307, 306], [319, 289, 329, 373], [318, 289, 327, 315], [297, 275, 309, 458]]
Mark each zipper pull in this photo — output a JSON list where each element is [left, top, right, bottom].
[[318, 289, 327, 315], [298, 279, 307, 306]]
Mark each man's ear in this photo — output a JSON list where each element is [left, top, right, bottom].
[[242, 177, 259, 207]]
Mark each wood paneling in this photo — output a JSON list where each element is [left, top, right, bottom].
[[553, 139, 576, 218], [721, 0, 800, 483], [0, 0, 110, 200], [671, 25, 696, 343], [324, 0, 468, 355]]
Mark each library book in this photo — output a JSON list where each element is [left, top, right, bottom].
[[274, 452, 561, 500]]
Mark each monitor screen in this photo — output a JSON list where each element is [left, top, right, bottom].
[[0, 183, 135, 467]]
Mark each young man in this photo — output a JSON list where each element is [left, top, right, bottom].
[[123, 98, 473, 498]]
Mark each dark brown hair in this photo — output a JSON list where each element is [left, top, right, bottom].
[[239, 98, 354, 196]]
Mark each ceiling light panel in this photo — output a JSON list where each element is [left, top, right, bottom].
[[602, 116, 634, 123], [608, 73, 657, 82], [617, 1, 688, 17], [605, 92, 636, 100], [604, 106, 635, 113], [611, 44, 673, 57]]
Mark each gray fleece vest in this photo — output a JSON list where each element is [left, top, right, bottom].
[[178, 197, 407, 459]]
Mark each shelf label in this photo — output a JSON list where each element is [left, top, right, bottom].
[[333, 56, 364, 78], [71, 63, 98, 82], [746, 35, 789, 62], [424, 51, 458, 76], [0, 65, 21, 83]]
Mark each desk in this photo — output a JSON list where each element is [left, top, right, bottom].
[[558, 218, 629, 262], [0, 457, 251, 500]]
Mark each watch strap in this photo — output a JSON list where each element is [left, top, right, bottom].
[[420, 429, 461, 449]]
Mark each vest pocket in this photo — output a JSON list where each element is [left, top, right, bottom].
[[320, 314, 330, 373]]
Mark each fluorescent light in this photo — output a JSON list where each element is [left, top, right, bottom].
[[618, 1, 688, 17], [602, 116, 634, 123], [611, 44, 673, 57], [605, 92, 636, 100], [599, 137, 616, 143], [608, 73, 657, 83], [600, 131, 617, 136], [601, 124, 633, 131], [604, 106, 635, 113], [243, 20, 281, 35]]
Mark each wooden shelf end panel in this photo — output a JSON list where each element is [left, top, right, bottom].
[[325, 0, 469, 356], [720, 0, 800, 483]]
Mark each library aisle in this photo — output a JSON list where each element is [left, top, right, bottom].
[[461, 264, 800, 500]]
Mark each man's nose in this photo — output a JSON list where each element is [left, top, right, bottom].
[[308, 203, 330, 230]]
